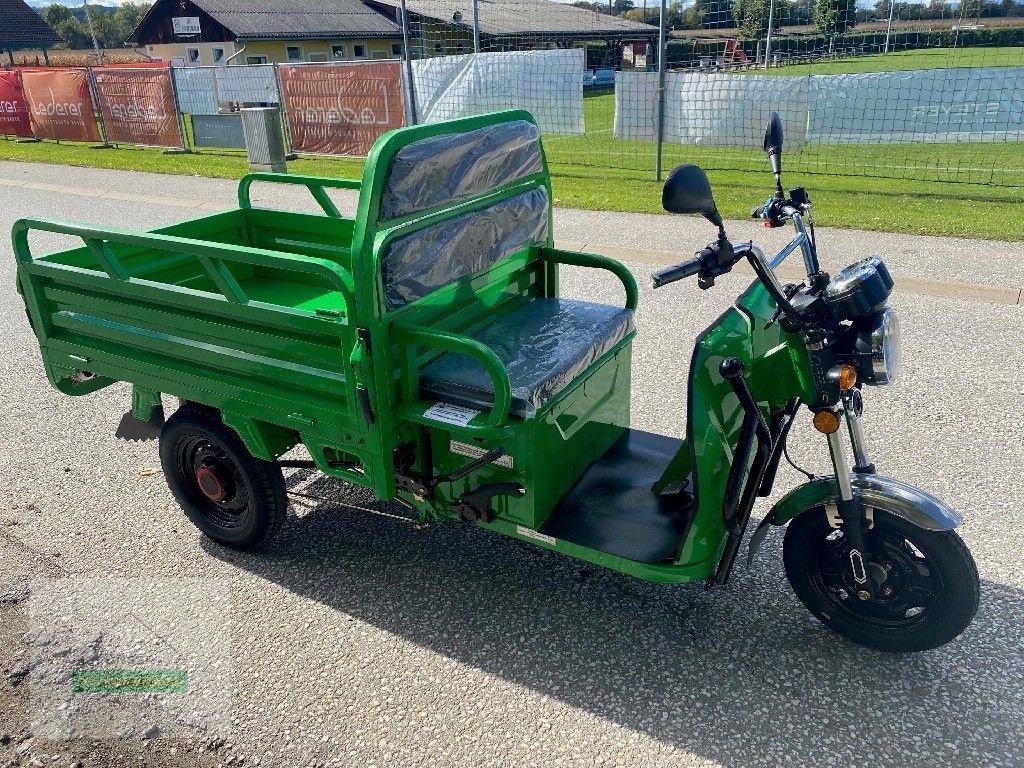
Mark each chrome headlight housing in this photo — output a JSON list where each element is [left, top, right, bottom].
[[860, 307, 901, 385]]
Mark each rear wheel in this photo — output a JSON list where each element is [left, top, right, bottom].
[[783, 507, 979, 652], [159, 405, 287, 549]]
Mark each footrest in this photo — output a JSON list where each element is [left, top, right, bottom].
[[540, 430, 693, 563]]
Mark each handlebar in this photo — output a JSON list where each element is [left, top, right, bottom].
[[651, 257, 702, 288]]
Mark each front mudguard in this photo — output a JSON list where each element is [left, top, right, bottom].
[[747, 474, 964, 564]]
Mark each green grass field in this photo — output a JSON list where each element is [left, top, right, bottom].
[[758, 45, 1024, 75], [3, 136, 1021, 240], [536, 69, 1024, 239]]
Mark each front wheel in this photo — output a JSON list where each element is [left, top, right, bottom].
[[783, 507, 979, 652]]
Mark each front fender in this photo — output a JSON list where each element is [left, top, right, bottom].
[[747, 474, 964, 564]]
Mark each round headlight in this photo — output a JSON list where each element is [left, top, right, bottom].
[[870, 308, 901, 385]]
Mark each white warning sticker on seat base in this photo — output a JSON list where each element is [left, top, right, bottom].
[[423, 402, 480, 427]]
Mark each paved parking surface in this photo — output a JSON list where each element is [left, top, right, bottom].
[[1, 163, 1023, 768]]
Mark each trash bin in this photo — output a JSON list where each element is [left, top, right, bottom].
[[240, 107, 287, 173]]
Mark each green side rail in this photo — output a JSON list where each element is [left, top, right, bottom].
[[12, 218, 357, 315], [393, 322, 514, 439], [237, 173, 362, 219], [541, 247, 639, 311]]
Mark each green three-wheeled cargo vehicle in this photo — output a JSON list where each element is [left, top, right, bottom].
[[14, 110, 979, 652]]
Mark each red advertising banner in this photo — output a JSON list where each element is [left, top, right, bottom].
[[279, 62, 404, 157], [92, 68, 182, 148], [21, 69, 100, 142], [0, 71, 33, 138]]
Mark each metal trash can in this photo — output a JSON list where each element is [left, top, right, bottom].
[[240, 107, 287, 173]]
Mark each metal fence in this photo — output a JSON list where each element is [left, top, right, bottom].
[[401, 0, 1024, 186], [4, 0, 1022, 188]]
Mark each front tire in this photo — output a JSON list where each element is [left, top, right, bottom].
[[159, 405, 287, 550], [783, 507, 979, 652]]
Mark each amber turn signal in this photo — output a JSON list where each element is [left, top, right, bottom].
[[827, 364, 858, 391], [838, 364, 858, 390], [813, 409, 842, 434]]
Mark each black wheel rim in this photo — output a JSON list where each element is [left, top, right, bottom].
[[809, 518, 942, 628], [174, 435, 252, 530]]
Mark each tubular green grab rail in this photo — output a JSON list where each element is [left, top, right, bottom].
[[237, 173, 362, 219], [12, 218, 356, 315], [393, 322, 513, 431], [541, 247, 639, 311]]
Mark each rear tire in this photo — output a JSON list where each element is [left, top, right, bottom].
[[159, 404, 287, 550], [783, 507, 979, 652]]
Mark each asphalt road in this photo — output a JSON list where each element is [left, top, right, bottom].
[[1, 162, 1023, 768]]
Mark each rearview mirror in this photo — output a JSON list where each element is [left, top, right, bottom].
[[662, 164, 723, 229], [763, 112, 783, 178]]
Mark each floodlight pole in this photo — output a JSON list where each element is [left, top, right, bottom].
[[655, 0, 667, 181], [884, 0, 896, 54], [400, 0, 418, 124], [764, 0, 776, 69], [471, 0, 481, 53], [82, 0, 103, 66]]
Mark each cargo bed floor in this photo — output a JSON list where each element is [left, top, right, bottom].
[[539, 429, 694, 563]]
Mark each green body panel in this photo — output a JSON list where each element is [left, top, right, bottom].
[[424, 344, 632, 530], [13, 109, 819, 586], [669, 280, 817, 579]]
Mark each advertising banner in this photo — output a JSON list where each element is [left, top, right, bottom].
[[808, 67, 1024, 144], [92, 68, 183, 148], [0, 71, 33, 138], [21, 69, 100, 142], [279, 62, 404, 156], [410, 49, 585, 135]]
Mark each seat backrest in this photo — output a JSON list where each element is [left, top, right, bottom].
[[351, 111, 553, 317]]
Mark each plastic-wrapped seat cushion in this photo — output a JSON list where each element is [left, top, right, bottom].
[[379, 120, 543, 222], [420, 298, 635, 419]]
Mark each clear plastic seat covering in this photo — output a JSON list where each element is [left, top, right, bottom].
[[421, 298, 635, 418], [374, 116, 635, 418]]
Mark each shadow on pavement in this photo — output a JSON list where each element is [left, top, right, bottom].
[[203, 479, 1024, 766]]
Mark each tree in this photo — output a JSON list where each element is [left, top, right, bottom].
[[733, 0, 783, 39], [813, 0, 857, 43], [42, 4, 88, 49]]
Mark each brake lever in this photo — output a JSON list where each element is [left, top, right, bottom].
[[753, 198, 787, 228]]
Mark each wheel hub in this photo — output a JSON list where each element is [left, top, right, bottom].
[[195, 461, 231, 502]]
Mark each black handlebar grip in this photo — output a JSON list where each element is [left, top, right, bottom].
[[651, 257, 702, 289]]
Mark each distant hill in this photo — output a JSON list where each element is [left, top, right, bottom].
[[26, 1, 120, 11]]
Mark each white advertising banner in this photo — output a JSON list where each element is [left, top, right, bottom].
[[615, 67, 1024, 147], [615, 71, 807, 149], [411, 49, 584, 135], [808, 67, 1024, 143]]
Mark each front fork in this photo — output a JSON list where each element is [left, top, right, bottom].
[[827, 389, 877, 601]]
